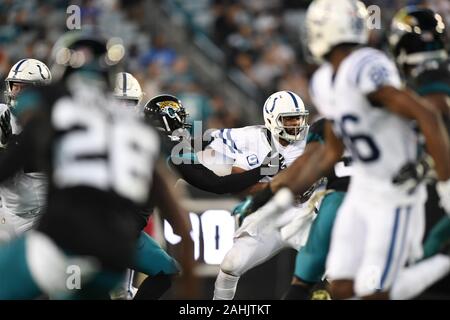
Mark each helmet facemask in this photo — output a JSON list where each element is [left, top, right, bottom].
[[4, 81, 30, 108], [159, 104, 191, 132], [144, 95, 192, 135], [115, 97, 141, 111], [275, 111, 309, 142]]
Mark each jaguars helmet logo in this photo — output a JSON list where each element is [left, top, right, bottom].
[[311, 289, 332, 300]]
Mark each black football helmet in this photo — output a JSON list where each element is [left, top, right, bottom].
[[143, 94, 191, 133], [389, 6, 447, 69], [50, 28, 125, 87]]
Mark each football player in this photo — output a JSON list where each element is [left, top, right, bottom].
[[233, 117, 352, 300], [237, 0, 450, 300], [209, 90, 313, 300], [110, 76, 191, 300], [389, 6, 450, 261], [0, 30, 194, 299], [145, 91, 313, 300], [144, 94, 284, 194], [284, 0, 450, 299], [0, 58, 51, 242]]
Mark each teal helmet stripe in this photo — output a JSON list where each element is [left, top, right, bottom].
[[417, 83, 450, 97]]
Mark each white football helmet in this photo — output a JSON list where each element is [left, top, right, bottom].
[[113, 72, 143, 107], [263, 91, 309, 143], [305, 0, 369, 61], [4, 58, 52, 107]]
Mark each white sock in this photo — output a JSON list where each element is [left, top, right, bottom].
[[109, 269, 138, 300], [213, 270, 240, 300], [390, 254, 450, 300]]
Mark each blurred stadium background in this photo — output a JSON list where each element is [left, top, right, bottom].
[[1, 0, 449, 299]]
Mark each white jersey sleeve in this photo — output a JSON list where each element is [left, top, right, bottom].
[[233, 152, 256, 171], [312, 47, 418, 181], [208, 126, 271, 171], [209, 128, 245, 160], [351, 49, 402, 94]]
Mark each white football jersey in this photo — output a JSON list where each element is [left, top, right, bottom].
[[0, 104, 48, 217], [310, 47, 418, 181], [207, 125, 306, 181]]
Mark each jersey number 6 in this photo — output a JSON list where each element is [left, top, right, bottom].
[[339, 114, 380, 163]]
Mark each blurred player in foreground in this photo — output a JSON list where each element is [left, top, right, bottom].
[[236, 0, 450, 300], [111, 74, 195, 300], [389, 6, 450, 261], [0, 30, 194, 299]]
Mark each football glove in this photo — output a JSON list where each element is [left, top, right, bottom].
[[392, 154, 435, 194], [0, 109, 12, 146], [232, 186, 275, 226], [436, 179, 450, 216]]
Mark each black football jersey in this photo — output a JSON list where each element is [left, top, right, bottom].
[[0, 79, 160, 270]]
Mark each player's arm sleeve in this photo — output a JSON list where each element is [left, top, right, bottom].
[[207, 129, 238, 160], [151, 163, 191, 237], [354, 51, 402, 95], [172, 160, 265, 194], [232, 154, 253, 171], [285, 121, 344, 195]]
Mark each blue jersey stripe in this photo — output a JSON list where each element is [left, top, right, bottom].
[[379, 207, 401, 290], [219, 129, 232, 153], [219, 129, 235, 154], [226, 129, 242, 154], [390, 206, 412, 284]]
